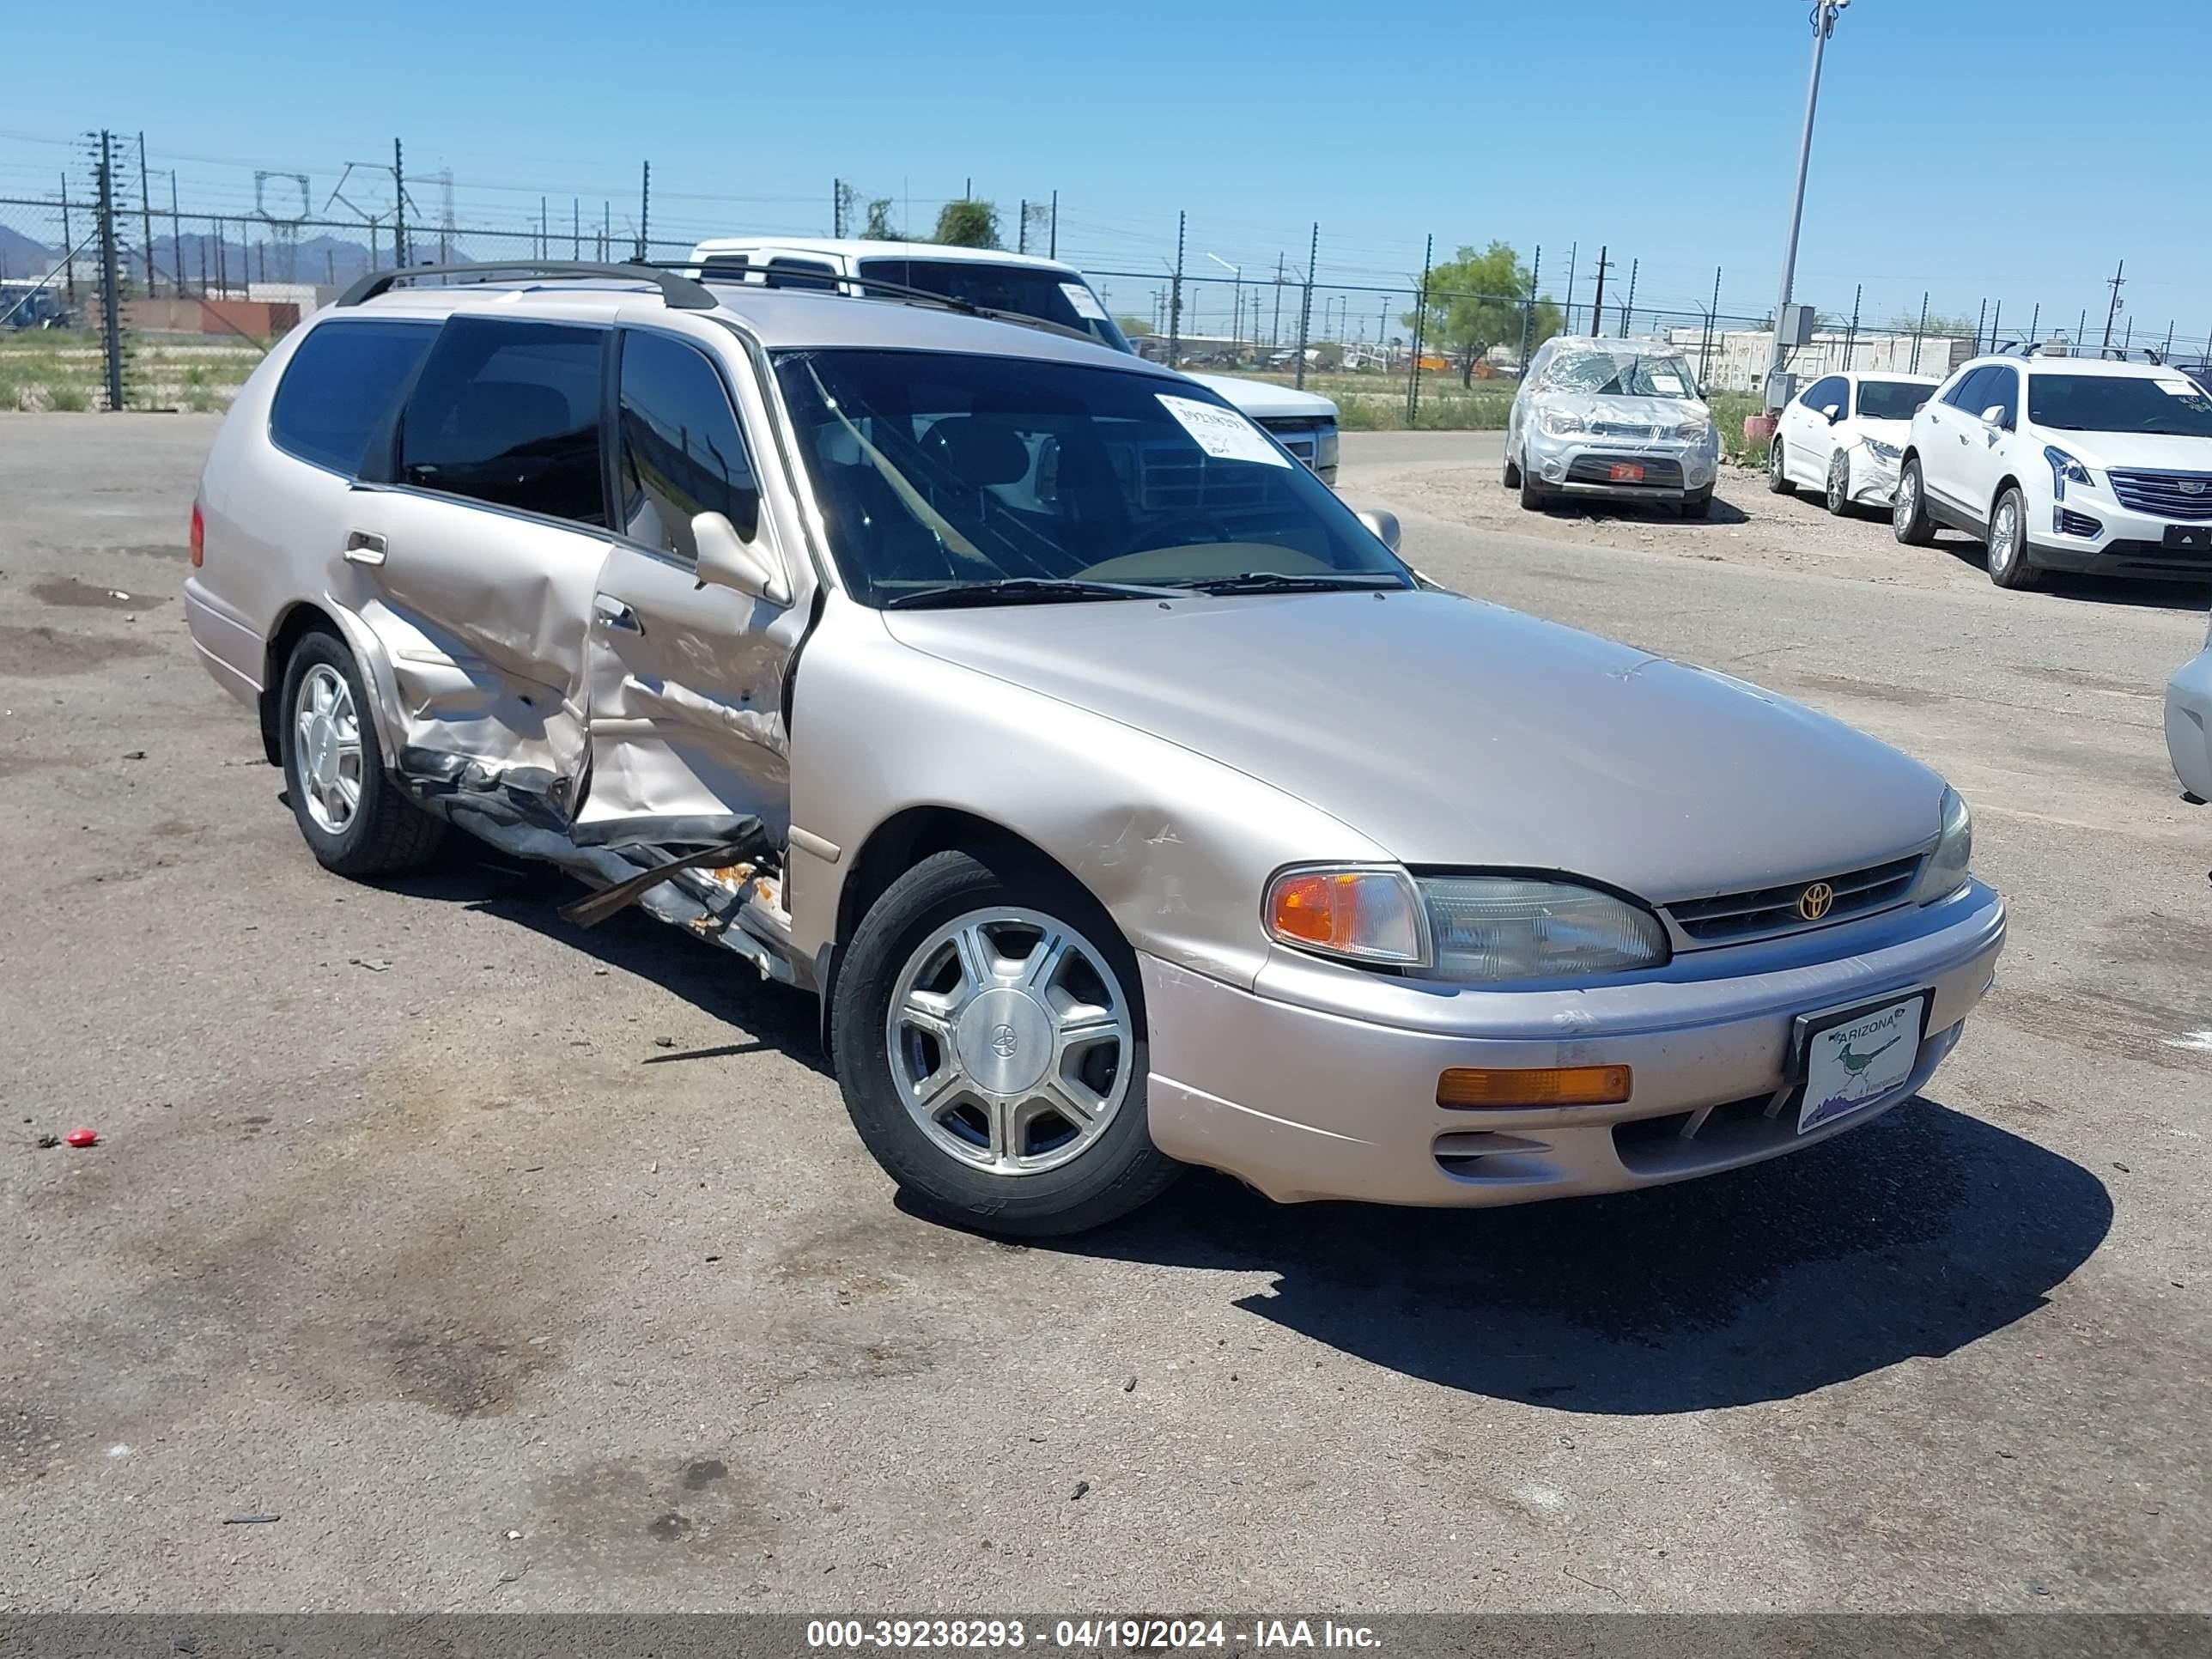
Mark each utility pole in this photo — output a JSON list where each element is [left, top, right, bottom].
[[573, 198, 580, 260], [95, 131, 125, 412], [1910, 291, 1928, 374], [1294, 222, 1317, 391], [1975, 298, 1987, 354], [637, 161, 651, 261], [1844, 282, 1861, 368], [1589, 245, 1613, 337], [1518, 244, 1542, 371], [169, 170, 182, 295], [1272, 253, 1285, 349], [1700, 266, 1723, 386], [392, 137, 407, 267], [58, 171, 76, 302], [1168, 210, 1185, 369], [1407, 233, 1432, 423], [1017, 198, 1027, 254], [2101, 259, 2125, 352], [540, 197, 549, 261], [1989, 299, 2002, 351], [1562, 241, 1577, 332], [1765, 0, 1849, 408], [137, 132, 155, 295], [1048, 190, 1058, 259], [1620, 256, 1638, 337]]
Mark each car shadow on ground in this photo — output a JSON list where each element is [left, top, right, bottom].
[[1528, 495, 1753, 527], [1936, 535, 2212, 610], [1039, 1097, 2110, 1414], [373, 837, 832, 1076]]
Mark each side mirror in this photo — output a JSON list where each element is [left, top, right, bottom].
[[1355, 507, 1401, 552], [1821, 403, 1843, 423], [692, 511, 789, 606], [1979, 404, 2007, 429]]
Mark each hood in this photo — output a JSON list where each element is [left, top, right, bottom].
[[1528, 391, 1710, 433], [883, 591, 1942, 901], [2047, 431, 2212, 473], [1185, 372, 1339, 423], [1850, 417, 1912, 449]]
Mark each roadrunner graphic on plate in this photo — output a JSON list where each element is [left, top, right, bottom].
[[1801, 994, 1926, 1133]]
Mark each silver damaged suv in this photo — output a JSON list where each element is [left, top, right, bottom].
[[184, 260, 2005, 1236]]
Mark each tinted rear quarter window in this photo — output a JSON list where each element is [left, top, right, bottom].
[[268, 320, 436, 475], [398, 318, 607, 525]]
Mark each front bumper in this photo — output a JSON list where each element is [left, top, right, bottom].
[[2167, 647, 2212, 799], [2027, 489, 2212, 581], [1849, 447, 1903, 505], [1528, 433, 1717, 501], [1141, 880, 2004, 1207]]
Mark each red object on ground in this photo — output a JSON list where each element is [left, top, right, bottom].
[[1744, 413, 1778, 442], [64, 1127, 98, 1148]]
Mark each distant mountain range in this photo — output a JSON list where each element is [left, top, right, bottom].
[[1, 224, 384, 289]]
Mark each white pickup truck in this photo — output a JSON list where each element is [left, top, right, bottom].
[[686, 237, 1340, 484]]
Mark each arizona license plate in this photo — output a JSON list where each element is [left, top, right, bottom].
[[1796, 992, 1929, 1133], [1607, 462, 1645, 483]]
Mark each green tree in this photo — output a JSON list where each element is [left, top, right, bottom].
[[863, 198, 901, 240], [1401, 241, 1561, 386], [933, 198, 1000, 249], [1115, 315, 1153, 337]]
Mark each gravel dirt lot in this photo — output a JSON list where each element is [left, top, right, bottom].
[[2, 417, 2208, 1615]]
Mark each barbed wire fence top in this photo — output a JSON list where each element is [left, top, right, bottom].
[[5, 128, 2205, 417]]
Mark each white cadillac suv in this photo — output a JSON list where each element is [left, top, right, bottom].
[[1893, 349, 2212, 588]]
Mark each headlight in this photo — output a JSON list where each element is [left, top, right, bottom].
[[1674, 419, 1710, 442], [1315, 425, 1340, 471], [1539, 409, 1587, 437], [1864, 439, 1902, 462], [1912, 787, 1972, 905], [2044, 445, 2094, 500], [1266, 866, 1425, 964], [1417, 876, 1669, 982]]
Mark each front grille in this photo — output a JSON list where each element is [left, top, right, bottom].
[[2055, 507, 2104, 538], [1665, 853, 1921, 945], [2108, 469, 2212, 520], [1566, 453, 1683, 489], [1590, 420, 1664, 440]]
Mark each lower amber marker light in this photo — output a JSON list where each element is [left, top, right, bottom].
[[1436, 1065, 1632, 1109]]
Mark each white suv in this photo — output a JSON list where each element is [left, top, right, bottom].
[[686, 238, 1340, 484], [1893, 349, 2212, 588]]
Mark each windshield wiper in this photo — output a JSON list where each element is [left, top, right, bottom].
[[1170, 571, 1405, 596], [884, 577, 1181, 610]]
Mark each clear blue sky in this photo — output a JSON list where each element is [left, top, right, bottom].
[[3, 0, 2207, 348]]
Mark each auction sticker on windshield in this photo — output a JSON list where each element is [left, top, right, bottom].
[[1798, 992, 1927, 1133], [1158, 393, 1291, 467], [1060, 282, 1109, 321]]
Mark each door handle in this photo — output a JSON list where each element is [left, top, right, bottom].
[[593, 594, 642, 633], [343, 531, 386, 566]]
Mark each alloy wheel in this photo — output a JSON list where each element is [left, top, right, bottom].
[[884, 907, 1134, 1176], [294, 663, 363, 835]]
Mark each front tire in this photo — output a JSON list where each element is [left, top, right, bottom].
[[277, 629, 445, 877], [1985, 484, 2040, 590], [1680, 489, 1713, 520], [830, 848, 1182, 1237], [1518, 465, 1551, 512], [1893, 456, 1937, 545], [1825, 451, 1853, 516], [1768, 437, 1795, 493], [1503, 447, 1522, 489]]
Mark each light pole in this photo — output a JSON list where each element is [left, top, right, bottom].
[[1205, 252, 1241, 362], [1764, 0, 1850, 410]]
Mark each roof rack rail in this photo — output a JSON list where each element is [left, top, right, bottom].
[[335, 259, 717, 312], [665, 259, 1097, 344]]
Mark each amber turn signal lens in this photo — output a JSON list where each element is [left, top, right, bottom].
[[1270, 871, 1365, 947], [1436, 1065, 1632, 1109]]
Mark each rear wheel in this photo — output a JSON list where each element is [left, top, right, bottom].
[[1825, 451, 1853, 516], [1767, 437, 1795, 493], [1985, 484, 2041, 590], [830, 848, 1182, 1237], [277, 629, 445, 877], [1892, 456, 1937, 545]]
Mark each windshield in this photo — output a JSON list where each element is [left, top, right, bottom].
[[857, 258, 1132, 354], [1856, 380, 1931, 421], [2027, 373, 2212, 436], [773, 349, 1409, 608], [1537, 348, 1700, 400]]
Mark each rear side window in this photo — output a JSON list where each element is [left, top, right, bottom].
[[1801, 375, 1847, 414], [268, 321, 435, 475], [398, 317, 607, 525], [615, 329, 760, 558], [1943, 366, 1995, 412]]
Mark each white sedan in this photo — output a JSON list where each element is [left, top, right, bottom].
[[1770, 370, 1940, 514]]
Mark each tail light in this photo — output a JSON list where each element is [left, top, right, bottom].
[[189, 501, 204, 568]]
